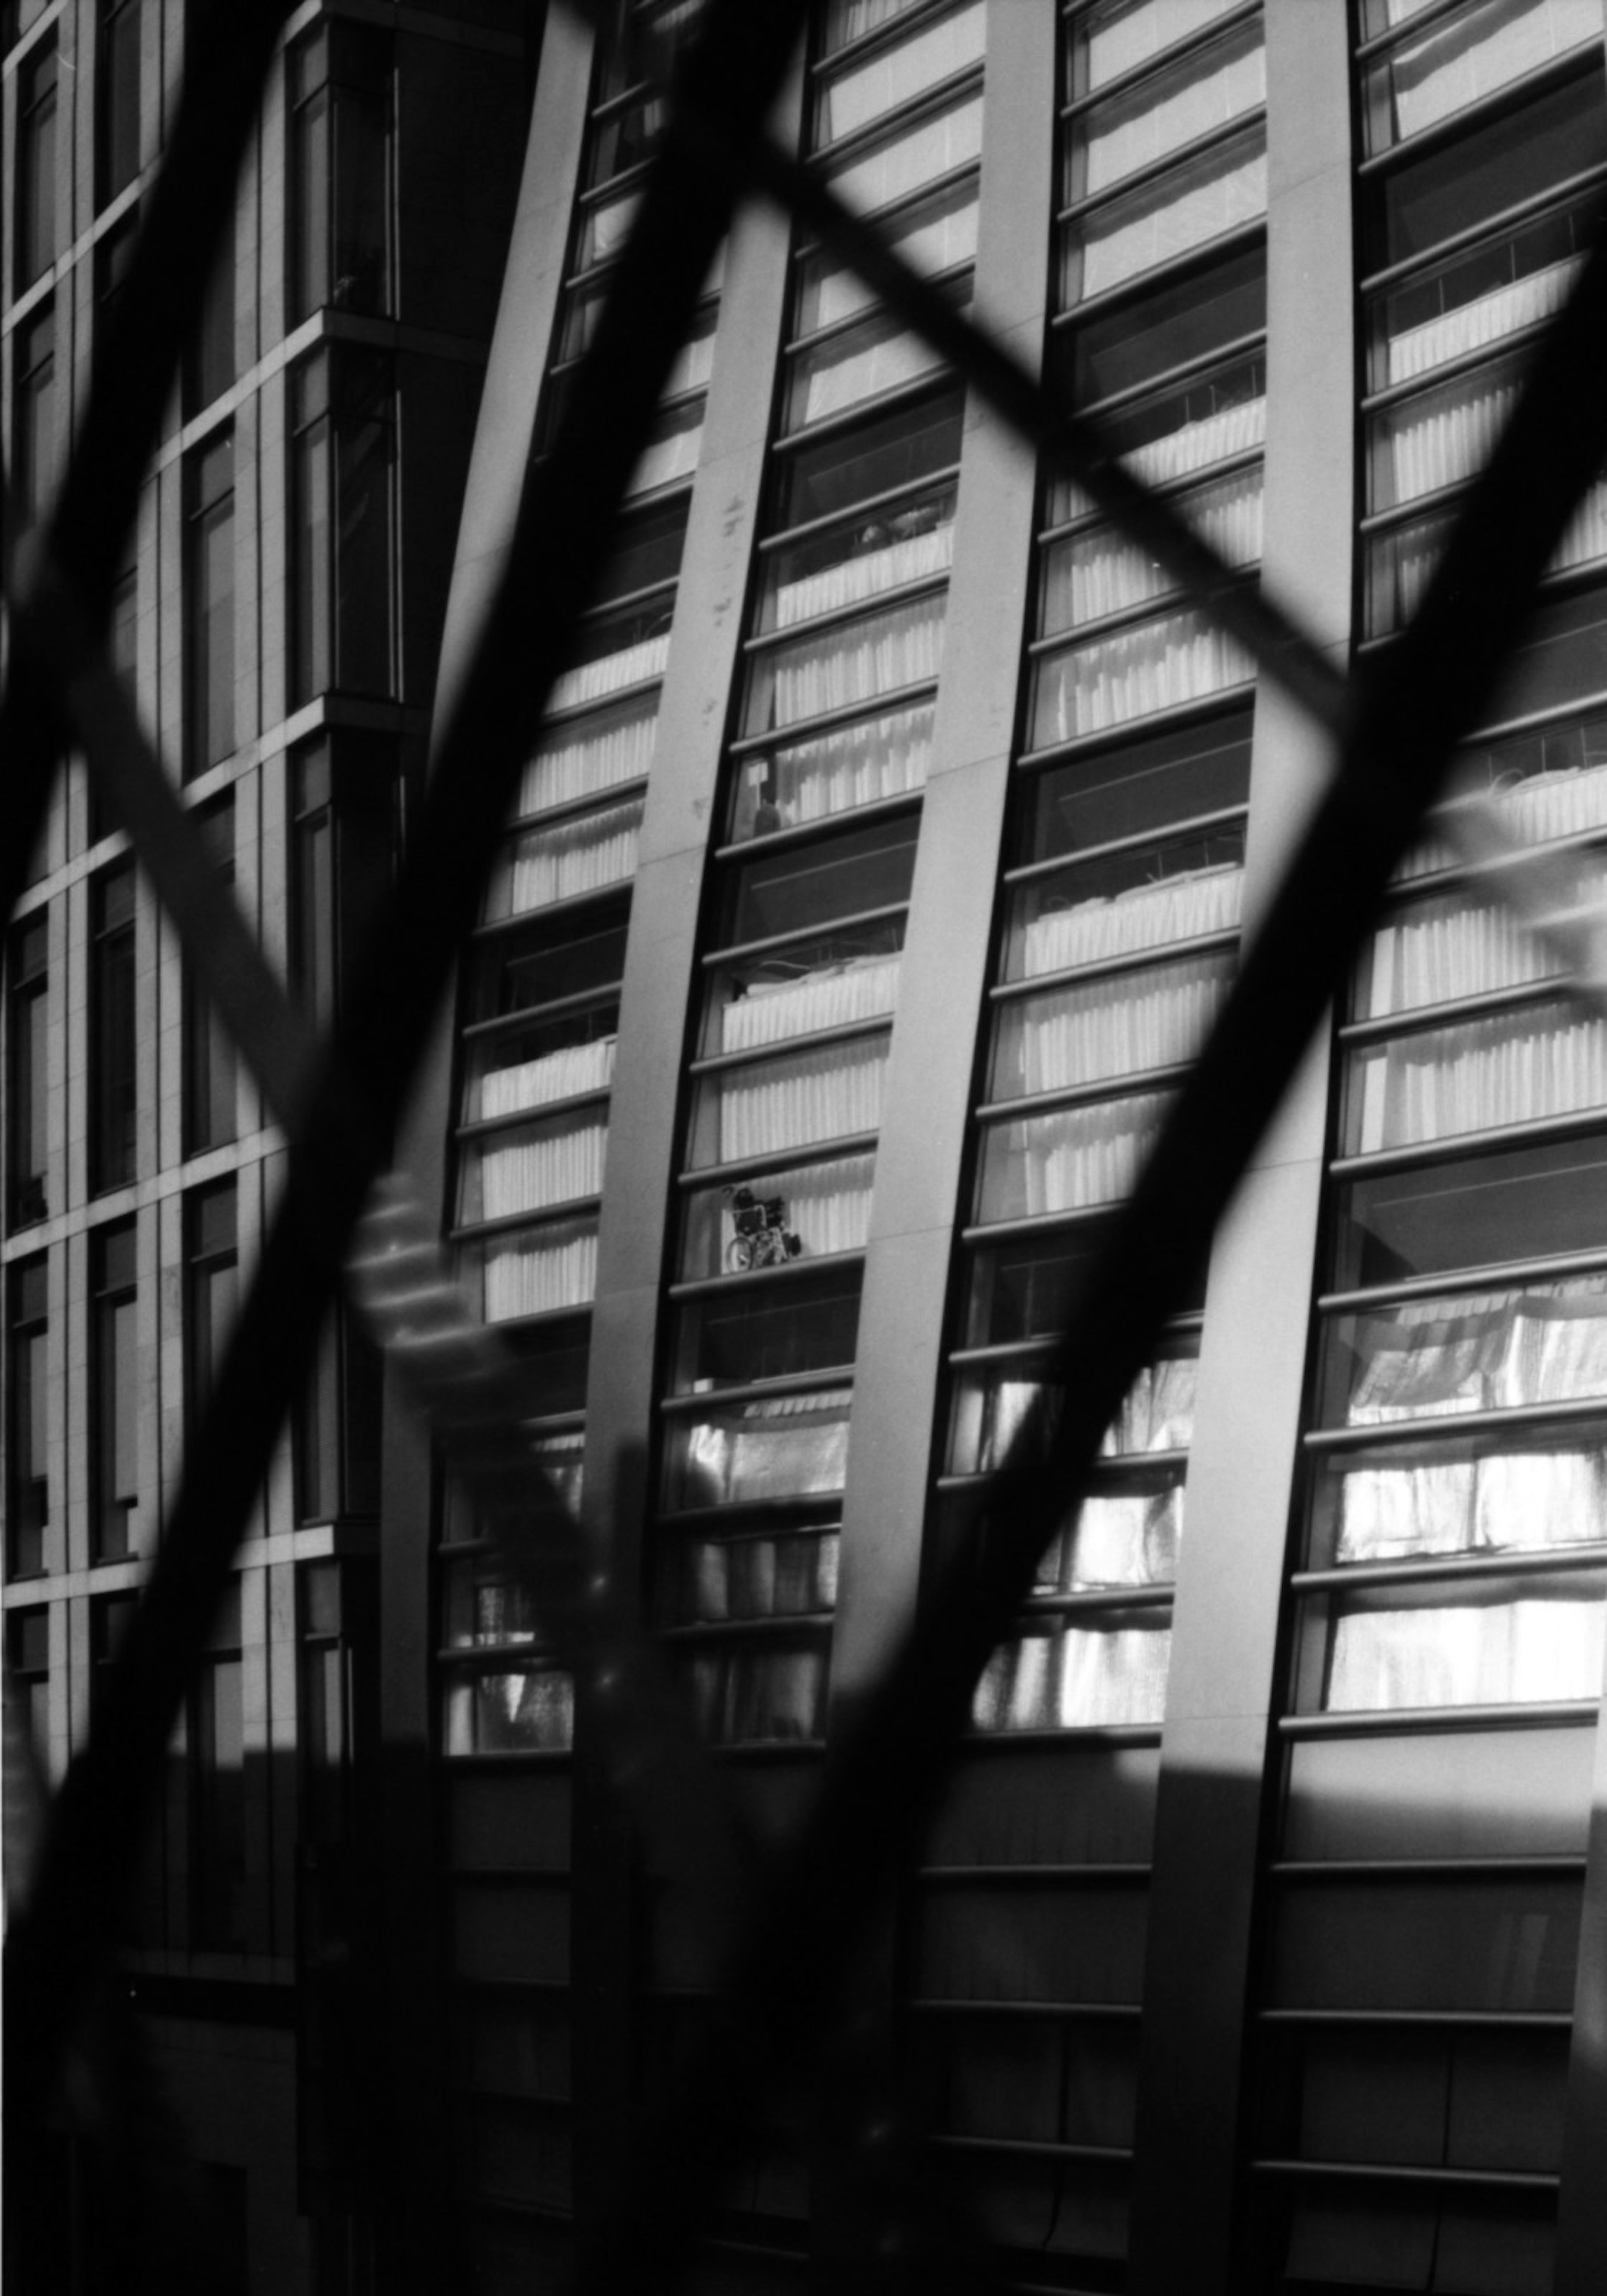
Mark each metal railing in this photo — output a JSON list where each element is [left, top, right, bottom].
[[6, 0, 1607, 2287]]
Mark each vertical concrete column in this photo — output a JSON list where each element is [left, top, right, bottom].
[[827, 0, 1056, 1719], [1126, 13, 1355, 2293]]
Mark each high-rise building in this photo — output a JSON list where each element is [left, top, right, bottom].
[[10, 2, 1607, 2293], [0, 3, 528, 2289]]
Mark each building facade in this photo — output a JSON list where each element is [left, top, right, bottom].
[[0, 3, 527, 2289], [11, 1, 1607, 2293]]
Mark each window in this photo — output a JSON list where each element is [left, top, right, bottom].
[[2, 1, 51, 51], [294, 1309, 381, 1525], [8, 914, 49, 1226], [97, 0, 142, 205], [15, 41, 57, 288], [89, 862, 137, 1194], [182, 798, 237, 1156], [8, 1610, 50, 1767], [90, 1222, 139, 1562], [95, 204, 139, 317], [184, 207, 236, 417], [6, 1260, 49, 1577], [12, 307, 55, 533], [288, 737, 396, 1026], [190, 1581, 246, 1949], [185, 436, 235, 777], [185, 1179, 238, 1417], [286, 23, 393, 324], [288, 352, 397, 705], [299, 1561, 375, 1843]]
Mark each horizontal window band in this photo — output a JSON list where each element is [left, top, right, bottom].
[[756, 463, 963, 558], [449, 1202, 603, 1244], [1063, 325, 1269, 427], [1258, 2005, 1572, 2030], [767, 367, 967, 458], [1037, 447, 1265, 547], [808, 58, 986, 177], [571, 565, 680, 625], [947, 1316, 1204, 1371], [1278, 1700, 1599, 1740], [1330, 1104, 1607, 1183], [455, 1087, 611, 1143], [936, 1464, 1188, 1500], [1319, 1246, 1607, 1317], [1353, 0, 1483, 65], [1359, 559, 1607, 682], [809, 0, 978, 80], [1358, 159, 1607, 297], [532, 671, 665, 737], [572, 153, 652, 215], [1359, 474, 1479, 539], [915, 1862, 1152, 1885], [740, 570, 950, 658], [470, 882, 634, 944], [1354, 45, 1602, 184], [1362, 319, 1570, 418], [660, 1369, 856, 1416], [1059, 0, 1262, 116], [1250, 2157, 1559, 2195], [727, 680, 941, 760], [438, 1748, 574, 1771], [960, 1202, 1124, 1248], [1268, 1854, 1586, 1881], [677, 1131, 881, 1192], [493, 776, 652, 845], [959, 1722, 1164, 1750], [1055, 110, 1268, 233], [657, 1613, 834, 1645], [976, 1059, 1197, 1125], [1029, 570, 1265, 658], [712, 789, 924, 869], [784, 262, 975, 367], [1384, 817, 1607, 910], [1050, 218, 1268, 332], [1002, 807, 1249, 891], [793, 156, 981, 269], [1291, 1544, 1607, 1596], [989, 929, 1240, 1007], [926, 2134, 1135, 2167], [668, 1249, 869, 1306], [449, 1300, 597, 1338], [655, 1500, 844, 1532], [1016, 680, 1257, 773], [905, 1994, 1141, 2020], [460, 986, 622, 1048], [1304, 1401, 1607, 1456], [688, 1013, 894, 1081]]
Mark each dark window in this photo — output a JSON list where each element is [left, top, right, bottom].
[[1061, 243, 1268, 408], [288, 353, 396, 704], [185, 1179, 238, 1417], [1019, 712, 1255, 863], [772, 390, 965, 532], [97, 0, 142, 205], [90, 1221, 139, 1562], [7, 1609, 50, 1766], [3, 3, 52, 51], [95, 204, 139, 316], [182, 798, 238, 1156], [92, 1591, 164, 1941], [185, 436, 235, 777], [6, 1259, 49, 1577], [184, 205, 237, 417], [1374, 66, 1607, 270], [294, 1309, 382, 1526], [190, 1582, 246, 1950], [15, 41, 57, 288], [287, 24, 393, 324], [87, 568, 139, 849], [716, 811, 920, 947], [8, 914, 49, 1226], [12, 306, 55, 532], [299, 1560, 375, 1844], [89, 862, 137, 1193], [288, 736, 397, 1026]]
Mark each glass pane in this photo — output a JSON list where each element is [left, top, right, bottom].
[[1031, 606, 1255, 746], [1371, 351, 1525, 511], [1338, 1135, 1607, 1288], [1307, 1571, 1607, 1713], [681, 1640, 831, 1746], [689, 1034, 890, 1166], [674, 1264, 862, 1388], [1356, 867, 1607, 1019], [663, 1388, 854, 1508], [718, 810, 919, 943], [1050, 357, 1265, 521], [1312, 1444, 1607, 1567], [730, 701, 934, 837], [483, 799, 645, 919], [547, 624, 669, 713], [1322, 1276, 1607, 1428], [1071, 0, 1242, 95], [465, 1213, 600, 1320], [445, 1668, 575, 1754], [667, 1526, 839, 1623], [824, 87, 983, 214], [680, 1151, 877, 1277], [975, 1091, 1174, 1222], [1063, 127, 1266, 306], [787, 294, 968, 433], [1365, 0, 1602, 152], [1345, 999, 1607, 1154], [459, 1109, 608, 1222], [1374, 196, 1591, 388], [1062, 243, 1266, 403], [1019, 714, 1252, 863], [464, 1024, 616, 1125], [1375, 69, 1607, 270], [949, 1341, 1197, 1472], [709, 933, 901, 1053], [760, 486, 956, 630], [1040, 466, 1263, 634], [971, 1613, 1173, 1730], [1006, 835, 1244, 982], [991, 950, 1235, 1098], [796, 177, 978, 334], [814, 1, 986, 146], [773, 391, 963, 529], [1069, 20, 1265, 201], [517, 696, 657, 818]]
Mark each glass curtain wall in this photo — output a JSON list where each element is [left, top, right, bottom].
[[435, 5, 719, 2278], [1247, 8, 1607, 2291], [901, 2, 1264, 2285]]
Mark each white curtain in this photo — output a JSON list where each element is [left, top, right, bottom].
[[1070, 133, 1266, 303], [683, 1527, 840, 1621], [547, 631, 670, 714], [772, 514, 953, 627], [1006, 951, 1233, 1096], [687, 1643, 829, 1744], [970, 1620, 1172, 1731], [480, 1218, 598, 1320], [1347, 1284, 1607, 1423], [1386, 254, 1580, 385], [678, 1388, 853, 1506], [1405, 758, 1607, 874], [990, 1090, 1173, 1220], [1102, 1356, 1199, 1456], [1554, 475, 1607, 575], [1053, 393, 1266, 521], [484, 798, 644, 919], [716, 1034, 888, 1161], [1034, 608, 1255, 744], [1081, 0, 1241, 92], [1362, 893, 1566, 1017], [824, 0, 925, 52], [1022, 862, 1243, 978], [1042, 467, 1263, 630], [803, 186, 978, 331], [475, 1033, 615, 1122], [754, 593, 945, 730], [519, 699, 657, 817], [1350, 1005, 1607, 1152], [1376, 474, 1607, 632], [662, 313, 717, 402], [827, 88, 983, 214], [1378, 363, 1520, 505], [1326, 1591, 1605, 1712], [739, 703, 934, 832], [579, 186, 639, 272], [721, 953, 901, 1051], [958, 1366, 1194, 1474], [1381, 0, 1600, 145], [1078, 26, 1265, 197], [791, 313, 950, 430], [1335, 1446, 1607, 1559], [627, 405, 704, 498], [815, 0, 985, 146], [445, 1668, 574, 1755], [1042, 1481, 1185, 1588], [475, 1114, 608, 1219]]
